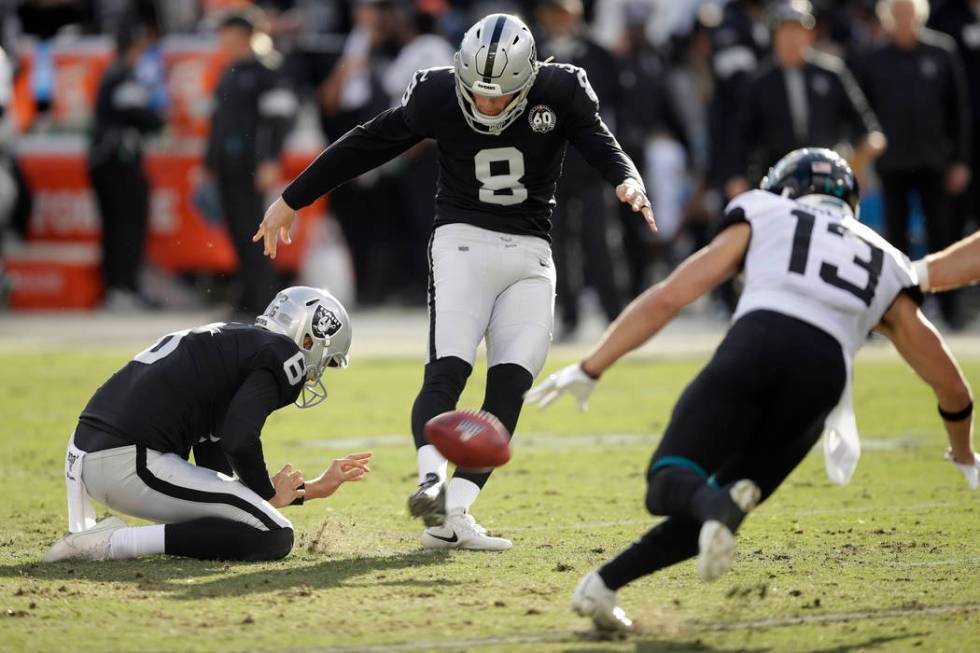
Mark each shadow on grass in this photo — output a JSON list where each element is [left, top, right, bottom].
[[799, 631, 929, 653], [566, 640, 769, 653], [0, 550, 454, 599]]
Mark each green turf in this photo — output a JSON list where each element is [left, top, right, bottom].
[[0, 348, 978, 652]]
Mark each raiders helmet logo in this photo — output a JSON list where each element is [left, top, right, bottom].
[[528, 105, 556, 134], [312, 305, 342, 339]]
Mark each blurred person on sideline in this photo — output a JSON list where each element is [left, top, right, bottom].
[[382, 5, 454, 303], [88, 20, 163, 311], [856, 0, 971, 328], [612, 1, 689, 297], [725, 1, 884, 197], [536, 0, 625, 339], [203, 12, 297, 319], [316, 0, 401, 305]]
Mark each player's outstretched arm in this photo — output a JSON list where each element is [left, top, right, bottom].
[[527, 224, 749, 410], [875, 294, 976, 486], [253, 106, 425, 258], [303, 453, 372, 500], [581, 223, 750, 377], [915, 230, 980, 292]]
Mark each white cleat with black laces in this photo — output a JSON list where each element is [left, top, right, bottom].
[[43, 516, 128, 562], [421, 508, 512, 551], [571, 571, 634, 634], [697, 479, 761, 582]]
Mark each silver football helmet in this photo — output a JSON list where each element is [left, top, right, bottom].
[[454, 13, 539, 136], [255, 286, 351, 409]]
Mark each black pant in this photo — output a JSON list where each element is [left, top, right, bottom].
[[879, 169, 959, 323], [650, 310, 845, 497], [598, 310, 846, 590], [552, 180, 622, 330], [90, 159, 149, 294], [218, 171, 279, 316]]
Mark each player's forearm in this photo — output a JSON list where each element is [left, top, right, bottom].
[[922, 231, 980, 291], [571, 121, 643, 190], [582, 284, 679, 377], [282, 109, 422, 210]]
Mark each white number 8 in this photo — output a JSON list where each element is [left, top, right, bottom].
[[474, 147, 527, 206]]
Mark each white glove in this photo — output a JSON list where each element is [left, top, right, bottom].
[[944, 450, 980, 490], [524, 363, 597, 411]]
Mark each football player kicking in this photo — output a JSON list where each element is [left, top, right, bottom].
[[527, 149, 976, 632], [253, 13, 654, 551], [44, 287, 371, 563]]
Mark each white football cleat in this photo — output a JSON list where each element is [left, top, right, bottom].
[[696, 479, 761, 582], [421, 509, 512, 551], [571, 571, 634, 633], [43, 516, 128, 562]]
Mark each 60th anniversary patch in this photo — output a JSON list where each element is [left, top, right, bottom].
[[528, 105, 556, 133]]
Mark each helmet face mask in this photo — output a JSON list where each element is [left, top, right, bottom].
[[454, 14, 539, 136], [760, 147, 860, 212], [255, 286, 351, 409]]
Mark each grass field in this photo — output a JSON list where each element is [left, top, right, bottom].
[[0, 345, 978, 652]]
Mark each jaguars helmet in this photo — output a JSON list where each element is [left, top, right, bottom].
[[454, 13, 539, 136], [760, 147, 860, 211], [255, 286, 351, 409]]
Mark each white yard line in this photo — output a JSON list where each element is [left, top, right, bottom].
[[301, 433, 928, 451]]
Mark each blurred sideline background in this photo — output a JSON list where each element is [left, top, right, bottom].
[[0, 0, 976, 340]]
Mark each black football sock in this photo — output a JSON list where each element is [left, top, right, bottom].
[[411, 356, 473, 449], [452, 363, 532, 489], [165, 518, 293, 561], [597, 517, 700, 591]]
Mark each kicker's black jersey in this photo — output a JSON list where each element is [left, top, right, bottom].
[[281, 64, 642, 240], [78, 324, 304, 499]]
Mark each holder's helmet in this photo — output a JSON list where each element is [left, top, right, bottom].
[[454, 13, 539, 136], [255, 286, 351, 408]]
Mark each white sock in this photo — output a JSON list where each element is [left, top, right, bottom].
[[108, 525, 166, 560], [417, 444, 448, 484], [446, 477, 481, 513]]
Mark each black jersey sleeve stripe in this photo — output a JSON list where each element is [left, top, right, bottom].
[[426, 231, 437, 363], [482, 15, 507, 83], [135, 445, 282, 531]]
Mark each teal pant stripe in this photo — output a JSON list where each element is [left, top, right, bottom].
[[649, 456, 720, 489]]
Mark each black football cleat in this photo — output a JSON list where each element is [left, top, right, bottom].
[[408, 472, 447, 527]]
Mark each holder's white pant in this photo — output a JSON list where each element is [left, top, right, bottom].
[[81, 445, 291, 532]]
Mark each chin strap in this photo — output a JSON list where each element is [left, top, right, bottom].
[[295, 379, 327, 408]]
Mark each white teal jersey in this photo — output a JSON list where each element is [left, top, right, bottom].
[[727, 190, 919, 358]]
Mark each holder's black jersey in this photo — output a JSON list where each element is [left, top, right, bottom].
[[282, 64, 642, 241], [78, 324, 304, 499]]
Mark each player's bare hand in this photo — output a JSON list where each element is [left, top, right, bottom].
[[945, 449, 980, 489], [525, 363, 598, 412], [269, 464, 305, 507], [307, 452, 373, 499], [616, 179, 656, 233], [253, 196, 296, 259]]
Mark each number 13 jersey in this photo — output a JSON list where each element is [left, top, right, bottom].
[[726, 190, 920, 358], [281, 64, 641, 242]]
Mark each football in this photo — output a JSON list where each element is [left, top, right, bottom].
[[424, 409, 512, 470]]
